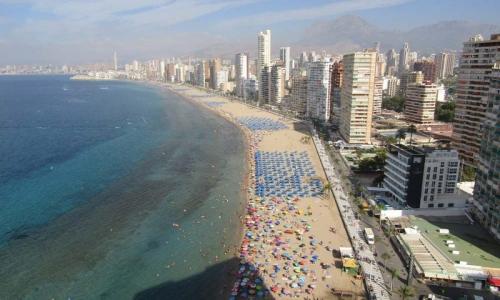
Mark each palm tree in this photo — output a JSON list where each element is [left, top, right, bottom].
[[398, 285, 414, 300], [385, 136, 398, 146], [389, 268, 399, 291], [407, 125, 417, 145], [395, 128, 407, 144], [381, 252, 391, 268], [322, 182, 333, 195]]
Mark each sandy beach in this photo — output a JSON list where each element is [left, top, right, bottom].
[[165, 83, 365, 299]]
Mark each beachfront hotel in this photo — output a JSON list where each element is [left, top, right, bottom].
[[306, 61, 332, 122], [339, 50, 376, 144], [257, 29, 271, 104]]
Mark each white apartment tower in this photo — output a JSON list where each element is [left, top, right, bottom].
[[270, 65, 286, 104], [306, 61, 332, 121], [435, 52, 456, 80], [235, 53, 248, 97], [339, 51, 376, 144], [373, 77, 383, 115], [280, 47, 291, 81], [257, 30, 271, 102]]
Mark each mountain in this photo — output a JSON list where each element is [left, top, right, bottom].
[[294, 15, 500, 54]]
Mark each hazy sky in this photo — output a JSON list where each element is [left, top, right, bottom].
[[1, 0, 499, 65]]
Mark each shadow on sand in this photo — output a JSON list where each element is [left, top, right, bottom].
[[133, 257, 275, 300]]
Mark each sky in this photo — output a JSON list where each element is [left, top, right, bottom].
[[0, 0, 499, 65]]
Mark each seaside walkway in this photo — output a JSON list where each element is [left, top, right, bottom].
[[310, 128, 390, 300]]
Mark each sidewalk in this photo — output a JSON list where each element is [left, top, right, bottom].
[[310, 128, 390, 300]]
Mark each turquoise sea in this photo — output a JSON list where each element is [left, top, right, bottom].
[[0, 76, 246, 299]]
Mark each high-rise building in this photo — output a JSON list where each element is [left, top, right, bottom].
[[259, 66, 271, 105], [289, 69, 308, 117], [375, 52, 386, 78], [235, 53, 249, 97], [435, 52, 456, 80], [270, 65, 286, 104], [306, 61, 332, 121], [400, 71, 424, 95], [113, 51, 118, 71], [452, 34, 500, 166], [384, 76, 399, 97], [404, 83, 438, 124], [257, 29, 271, 104], [339, 51, 376, 144], [299, 52, 308, 67], [373, 77, 384, 115], [257, 29, 271, 101], [215, 69, 229, 90], [398, 42, 410, 75], [209, 58, 221, 90], [330, 61, 344, 120], [386, 49, 399, 76], [472, 64, 500, 239], [195, 62, 206, 87], [280, 47, 291, 81], [384, 145, 462, 209], [413, 60, 437, 83]]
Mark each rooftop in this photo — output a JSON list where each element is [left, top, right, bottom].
[[409, 216, 500, 269]]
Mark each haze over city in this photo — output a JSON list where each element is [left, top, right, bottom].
[[1, 0, 500, 64], [1, 1, 500, 299]]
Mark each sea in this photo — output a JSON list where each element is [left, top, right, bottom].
[[0, 75, 247, 299]]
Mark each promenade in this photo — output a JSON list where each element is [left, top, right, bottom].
[[310, 128, 390, 300]]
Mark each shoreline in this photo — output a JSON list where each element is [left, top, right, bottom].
[[159, 83, 254, 298], [161, 82, 365, 299]]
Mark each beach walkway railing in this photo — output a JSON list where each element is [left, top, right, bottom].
[[310, 128, 390, 300]]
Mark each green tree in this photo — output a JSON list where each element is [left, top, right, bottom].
[[435, 101, 456, 122], [396, 128, 407, 144], [407, 125, 417, 145], [382, 95, 405, 112], [398, 285, 414, 300], [389, 268, 399, 291], [322, 182, 333, 195], [381, 252, 391, 268], [461, 165, 476, 181]]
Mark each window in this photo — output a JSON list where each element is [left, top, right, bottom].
[[438, 203, 444, 208], [426, 174, 430, 180], [438, 189, 442, 194], [432, 182, 436, 187], [440, 169, 444, 174], [431, 188, 435, 194], [440, 162, 445, 167], [425, 182, 429, 187], [445, 188, 454, 193], [424, 196, 427, 201], [438, 182, 442, 188], [448, 168, 457, 174], [447, 175, 457, 181], [439, 175, 443, 181], [434, 167, 438, 172], [427, 167, 431, 172], [428, 204, 434, 208], [446, 182, 455, 187], [448, 161, 458, 167], [433, 174, 437, 180], [425, 188, 429, 194], [448, 203, 454, 207], [430, 195, 434, 201]]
